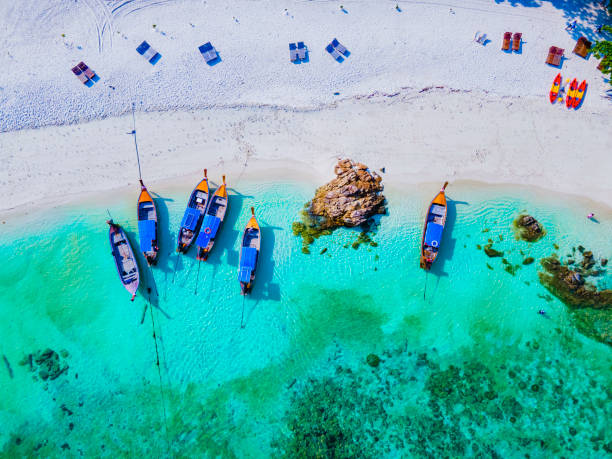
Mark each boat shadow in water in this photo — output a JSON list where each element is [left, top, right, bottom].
[[241, 225, 282, 327], [122, 227, 171, 317], [429, 198, 469, 280], [150, 193, 177, 274], [205, 191, 253, 267]]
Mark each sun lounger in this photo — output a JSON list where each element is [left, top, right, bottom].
[[502, 32, 512, 51], [199, 42, 219, 64], [573, 37, 592, 58], [331, 38, 349, 56], [512, 33, 522, 51], [326, 43, 343, 62], [136, 41, 162, 65], [71, 66, 89, 84], [289, 43, 298, 62], [77, 62, 96, 79], [297, 41, 306, 60]]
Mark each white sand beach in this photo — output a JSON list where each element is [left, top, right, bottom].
[[0, 0, 611, 213]]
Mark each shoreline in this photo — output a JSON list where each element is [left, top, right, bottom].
[[1, 87, 611, 219]]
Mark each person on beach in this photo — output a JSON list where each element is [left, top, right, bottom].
[[587, 212, 595, 220]]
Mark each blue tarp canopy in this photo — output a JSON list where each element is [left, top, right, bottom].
[[238, 247, 257, 283], [138, 219, 156, 252], [195, 215, 221, 246], [181, 207, 201, 231], [424, 223, 443, 248], [238, 247, 258, 282]]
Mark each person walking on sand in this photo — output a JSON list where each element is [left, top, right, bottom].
[[587, 212, 595, 220]]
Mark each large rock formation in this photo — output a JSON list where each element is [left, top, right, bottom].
[[310, 159, 386, 228], [292, 159, 386, 252], [513, 214, 545, 242]]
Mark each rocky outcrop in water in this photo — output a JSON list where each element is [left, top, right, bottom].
[[19, 348, 69, 382], [513, 214, 545, 242], [293, 159, 386, 253], [539, 250, 612, 346]]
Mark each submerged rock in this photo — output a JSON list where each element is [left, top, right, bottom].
[[21, 348, 69, 382], [483, 243, 503, 258], [366, 354, 381, 367], [513, 214, 546, 242], [538, 252, 612, 346], [522, 257, 535, 265], [292, 159, 386, 251]]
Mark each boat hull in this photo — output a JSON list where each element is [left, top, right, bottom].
[[419, 183, 448, 270], [196, 178, 228, 261], [238, 210, 261, 295], [177, 174, 209, 253], [137, 182, 159, 265], [108, 221, 140, 301]]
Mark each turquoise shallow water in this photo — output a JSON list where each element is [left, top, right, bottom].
[[0, 180, 611, 457]]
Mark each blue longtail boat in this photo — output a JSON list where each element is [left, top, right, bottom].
[[137, 180, 158, 265], [196, 175, 228, 261], [238, 207, 261, 295], [177, 169, 209, 253]]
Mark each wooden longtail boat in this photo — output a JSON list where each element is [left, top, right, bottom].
[[107, 220, 140, 301], [238, 207, 261, 295], [420, 182, 449, 270], [177, 169, 209, 253], [137, 179, 158, 265], [196, 175, 228, 261]]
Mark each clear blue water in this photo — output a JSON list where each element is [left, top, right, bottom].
[[0, 180, 611, 457]]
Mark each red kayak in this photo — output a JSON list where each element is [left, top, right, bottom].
[[566, 78, 577, 108], [572, 80, 587, 109], [549, 73, 561, 104]]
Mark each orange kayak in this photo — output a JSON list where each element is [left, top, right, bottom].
[[549, 73, 561, 104], [566, 78, 577, 108], [572, 80, 587, 109]]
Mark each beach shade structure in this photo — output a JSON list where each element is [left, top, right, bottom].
[[573, 37, 592, 59], [199, 42, 219, 65], [77, 62, 99, 82], [326, 43, 343, 62], [289, 43, 298, 62], [545, 46, 564, 67], [502, 32, 512, 51], [136, 41, 162, 65], [331, 38, 349, 56], [71, 65, 90, 85], [297, 41, 307, 60], [512, 33, 522, 52]]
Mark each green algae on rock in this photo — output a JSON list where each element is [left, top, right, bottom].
[[19, 348, 69, 382], [484, 243, 503, 257], [538, 252, 612, 346], [513, 214, 546, 242], [522, 257, 535, 265], [366, 354, 381, 367], [292, 159, 386, 252]]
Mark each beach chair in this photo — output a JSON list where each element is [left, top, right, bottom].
[[136, 41, 162, 65], [289, 43, 298, 62], [199, 42, 219, 64], [512, 33, 522, 51], [77, 62, 96, 79], [502, 32, 511, 51], [331, 38, 349, 56], [297, 41, 307, 60], [71, 66, 89, 85], [573, 37, 592, 59], [326, 43, 343, 62]]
